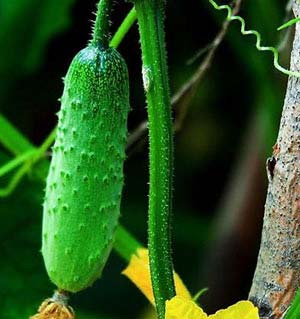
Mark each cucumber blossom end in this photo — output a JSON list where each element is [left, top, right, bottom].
[[30, 290, 74, 319]]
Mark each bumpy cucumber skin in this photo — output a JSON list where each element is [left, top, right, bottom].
[[42, 45, 129, 293]]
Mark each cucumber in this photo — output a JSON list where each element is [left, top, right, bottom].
[[42, 43, 129, 293]]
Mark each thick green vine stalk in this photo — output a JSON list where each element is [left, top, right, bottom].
[[133, 0, 176, 318]]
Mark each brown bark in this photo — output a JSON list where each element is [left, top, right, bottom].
[[249, 2, 300, 318]]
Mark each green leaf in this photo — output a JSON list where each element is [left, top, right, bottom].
[[0, 151, 48, 318], [277, 17, 300, 31], [0, 0, 77, 76], [23, 0, 77, 71], [284, 289, 300, 319]]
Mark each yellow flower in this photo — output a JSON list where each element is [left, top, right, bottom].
[[122, 248, 259, 319], [208, 300, 259, 319], [165, 296, 207, 319], [122, 248, 191, 304], [165, 297, 258, 319]]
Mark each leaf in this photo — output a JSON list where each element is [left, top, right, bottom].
[[283, 290, 300, 319], [0, 0, 77, 76], [23, 0, 77, 71], [0, 150, 48, 318], [277, 17, 300, 31]]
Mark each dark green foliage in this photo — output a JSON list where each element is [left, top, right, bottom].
[[0, 0, 76, 76]]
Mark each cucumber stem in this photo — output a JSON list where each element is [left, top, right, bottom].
[[92, 0, 112, 47], [133, 0, 176, 317], [110, 7, 137, 49], [114, 225, 142, 261]]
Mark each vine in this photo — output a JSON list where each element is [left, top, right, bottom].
[[210, 0, 300, 77], [133, 0, 176, 318]]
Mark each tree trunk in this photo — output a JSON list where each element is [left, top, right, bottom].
[[249, 2, 300, 318]]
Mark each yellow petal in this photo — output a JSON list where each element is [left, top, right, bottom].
[[165, 296, 208, 319], [122, 248, 191, 305], [208, 301, 259, 319]]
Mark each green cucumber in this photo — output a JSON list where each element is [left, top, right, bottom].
[[42, 43, 129, 293]]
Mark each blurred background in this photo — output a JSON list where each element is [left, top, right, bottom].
[[0, 0, 292, 317]]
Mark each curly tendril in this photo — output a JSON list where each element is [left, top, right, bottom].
[[209, 0, 300, 77]]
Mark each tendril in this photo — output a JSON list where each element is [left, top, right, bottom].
[[209, 0, 300, 77]]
